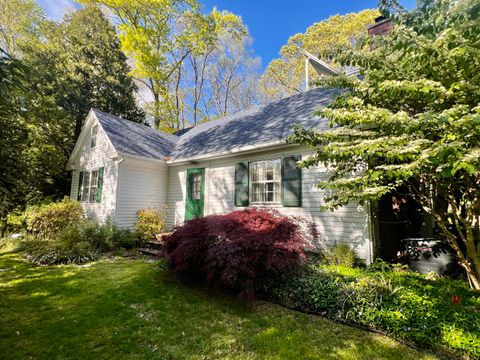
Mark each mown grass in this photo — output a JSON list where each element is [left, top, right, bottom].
[[0, 244, 438, 360]]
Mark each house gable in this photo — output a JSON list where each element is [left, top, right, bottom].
[[67, 110, 118, 169]]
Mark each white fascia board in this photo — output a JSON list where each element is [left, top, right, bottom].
[[304, 51, 338, 76], [118, 152, 168, 164], [166, 140, 299, 165]]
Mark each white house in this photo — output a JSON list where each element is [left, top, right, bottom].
[[67, 87, 376, 263]]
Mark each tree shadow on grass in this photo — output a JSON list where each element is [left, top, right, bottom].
[[0, 254, 437, 360]]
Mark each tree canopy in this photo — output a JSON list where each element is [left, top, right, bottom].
[[0, 1, 145, 228], [260, 9, 379, 102], [85, 0, 260, 132], [291, 0, 480, 288]]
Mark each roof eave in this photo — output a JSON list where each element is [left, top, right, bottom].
[[167, 140, 299, 165]]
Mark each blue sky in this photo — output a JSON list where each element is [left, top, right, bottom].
[[38, 0, 416, 70]]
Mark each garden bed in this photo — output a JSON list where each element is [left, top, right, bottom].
[[261, 261, 480, 358]]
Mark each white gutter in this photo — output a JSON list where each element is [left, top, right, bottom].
[[166, 140, 300, 165], [118, 152, 169, 164]]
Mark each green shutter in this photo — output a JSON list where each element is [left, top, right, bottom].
[[282, 155, 302, 207], [77, 171, 83, 201], [235, 162, 249, 207], [96, 167, 104, 203]]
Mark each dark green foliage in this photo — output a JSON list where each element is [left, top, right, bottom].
[[0, 49, 29, 227], [1, 3, 145, 214], [78, 220, 137, 252], [263, 262, 480, 357]]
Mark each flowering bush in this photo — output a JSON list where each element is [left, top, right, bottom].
[[163, 209, 307, 299]]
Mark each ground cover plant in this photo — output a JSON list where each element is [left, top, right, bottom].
[[164, 209, 307, 299], [262, 259, 480, 358], [0, 243, 439, 360]]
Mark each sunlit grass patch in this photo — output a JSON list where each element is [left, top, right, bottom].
[[0, 250, 438, 360]]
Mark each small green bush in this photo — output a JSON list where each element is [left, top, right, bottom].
[[4, 210, 25, 235], [79, 220, 137, 251], [21, 220, 136, 265], [21, 235, 98, 265], [262, 263, 480, 358], [324, 243, 358, 267], [26, 199, 84, 240], [135, 207, 166, 242]]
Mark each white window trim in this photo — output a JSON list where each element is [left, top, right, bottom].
[[249, 158, 281, 205], [81, 172, 90, 202], [90, 125, 98, 149], [89, 170, 98, 203], [79, 169, 100, 203]]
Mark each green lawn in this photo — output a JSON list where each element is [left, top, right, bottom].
[[0, 247, 438, 360]]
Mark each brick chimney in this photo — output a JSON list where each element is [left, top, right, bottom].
[[367, 16, 393, 36]]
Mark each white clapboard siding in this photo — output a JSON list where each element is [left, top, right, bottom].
[[69, 118, 118, 222], [114, 157, 168, 229], [166, 145, 373, 263]]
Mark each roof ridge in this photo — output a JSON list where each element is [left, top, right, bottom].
[[91, 108, 179, 143]]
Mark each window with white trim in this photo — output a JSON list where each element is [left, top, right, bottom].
[[89, 170, 98, 202], [90, 125, 98, 149], [249, 159, 281, 203], [81, 172, 90, 202]]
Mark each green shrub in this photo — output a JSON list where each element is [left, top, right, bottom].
[[20, 220, 136, 265], [79, 220, 136, 251], [135, 207, 166, 242], [324, 243, 358, 267], [20, 234, 98, 265], [26, 199, 84, 240], [4, 210, 25, 235], [262, 263, 480, 358]]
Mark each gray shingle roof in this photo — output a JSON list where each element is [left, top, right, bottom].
[[93, 87, 339, 161], [93, 109, 177, 160], [171, 87, 339, 160]]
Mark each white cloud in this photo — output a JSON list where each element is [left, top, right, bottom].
[[38, 0, 78, 20]]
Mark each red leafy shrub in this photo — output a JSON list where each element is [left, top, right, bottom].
[[163, 209, 307, 299]]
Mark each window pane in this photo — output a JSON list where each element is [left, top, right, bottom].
[[190, 173, 202, 200], [249, 159, 281, 204], [89, 171, 97, 202], [82, 172, 90, 202]]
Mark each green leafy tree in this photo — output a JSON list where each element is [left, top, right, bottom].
[[1, 3, 145, 205], [83, 0, 197, 132], [291, 0, 480, 288], [0, 0, 44, 57], [260, 9, 379, 102], [0, 49, 29, 233]]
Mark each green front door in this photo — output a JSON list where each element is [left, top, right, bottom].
[[185, 168, 205, 221]]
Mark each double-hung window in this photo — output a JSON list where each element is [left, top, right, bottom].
[[249, 159, 281, 204], [89, 170, 98, 202], [81, 172, 90, 202], [78, 168, 104, 203]]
